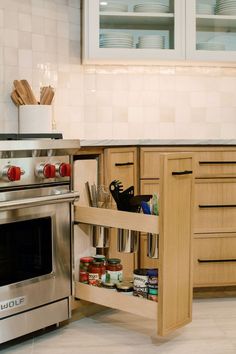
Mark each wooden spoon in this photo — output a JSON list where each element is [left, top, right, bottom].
[[11, 91, 20, 106], [21, 80, 38, 104]]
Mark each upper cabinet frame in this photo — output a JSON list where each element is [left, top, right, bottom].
[[82, 0, 236, 65], [82, 0, 186, 64]]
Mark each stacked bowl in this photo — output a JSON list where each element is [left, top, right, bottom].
[[100, 32, 133, 48], [215, 0, 236, 15], [137, 35, 165, 49], [99, 1, 128, 12], [133, 2, 169, 13]]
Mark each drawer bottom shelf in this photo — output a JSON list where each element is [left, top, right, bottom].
[[75, 282, 157, 320]]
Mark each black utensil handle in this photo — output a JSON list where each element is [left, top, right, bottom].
[[199, 161, 236, 165], [115, 162, 134, 166], [199, 204, 236, 208], [198, 258, 236, 263], [172, 170, 193, 176]]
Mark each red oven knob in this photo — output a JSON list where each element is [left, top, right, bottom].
[[36, 163, 56, 179], [1, 165, 24, 182], [56, 163, 71, 177], [7, 166, 22, 181]]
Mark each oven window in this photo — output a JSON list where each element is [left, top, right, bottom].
[[0, 217, 52, 286]]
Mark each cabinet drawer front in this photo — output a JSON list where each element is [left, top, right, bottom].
[[193, 236, 236, 287], [195, 180, 236, 233], [195, 151, 236, 177], [140, 179, 160, 195], [140, 149, 161, 179]]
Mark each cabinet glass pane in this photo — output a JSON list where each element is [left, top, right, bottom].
[[196, 0, 236, 52], [99, 0, 175, 50]]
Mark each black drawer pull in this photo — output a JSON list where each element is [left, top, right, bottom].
[[172, 170, 193, 176], [198, 258, 236, 263], [199, 204, 236, 209], [115, 162, 134, 167], [199, 161, 236, 165]]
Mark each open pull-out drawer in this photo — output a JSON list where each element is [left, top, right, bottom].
[[74, 153, 194, 337]]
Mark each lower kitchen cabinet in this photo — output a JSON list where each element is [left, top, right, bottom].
[[193, 234, 236, 287], [74, 153, 194, 336], [140, 146, 236, 290]]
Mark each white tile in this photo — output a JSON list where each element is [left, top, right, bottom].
[[19, 31, 32, 50], [18, 13, 31, 32], [4, 10, 18, 30], [19, 49, 32, 68], [32, 34, 45, 52], [4, 47, 18, 66], [3, 29, 18, 47]]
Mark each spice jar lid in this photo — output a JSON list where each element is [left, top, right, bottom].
[[107, 258, 121, 264], [80, 257, 94, 263], [94, 255, 106, 262], [116, 282, 133, 292], [147, 268, 158, 276], [101, 281, 116, 289], [133, 268, 149, 276]]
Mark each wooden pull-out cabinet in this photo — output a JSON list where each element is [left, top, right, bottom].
[[74, 153, 194, 336]]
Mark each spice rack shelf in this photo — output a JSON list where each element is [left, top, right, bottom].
[[74, 153, 194, 336], [75, 282, 156, 319]]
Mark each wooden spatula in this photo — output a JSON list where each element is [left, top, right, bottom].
[[13, 80, 28, 104], [21, 80, 38, 104]]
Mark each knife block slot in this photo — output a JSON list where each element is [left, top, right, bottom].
[[147, 233, 159, 259], [92, 225, 110, 248], [117, 229, 138, 253]]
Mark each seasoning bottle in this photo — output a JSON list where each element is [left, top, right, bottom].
[[106, 258, 123, 283], [147, 268, 158, 302], [88, 261, 106, 286], [79, 256, 94, 284]]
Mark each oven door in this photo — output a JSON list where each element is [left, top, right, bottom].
[[0, 186, 79, 319]]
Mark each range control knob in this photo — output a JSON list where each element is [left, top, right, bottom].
[[1, 165, 24, 182], [55, 163, 71, 177], [36, 163, 56, 179]]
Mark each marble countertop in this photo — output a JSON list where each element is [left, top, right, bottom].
[[80, 139, 236, 147]]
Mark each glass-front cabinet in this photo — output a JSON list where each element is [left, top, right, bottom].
[[186, 0, 236, 62], [83, 0, 236, 64], [82, 0, 185, 64]]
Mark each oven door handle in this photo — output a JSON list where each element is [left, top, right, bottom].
[[0, 191, 80, 211]]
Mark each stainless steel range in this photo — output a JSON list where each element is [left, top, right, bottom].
[[0, 136, 80, 344]]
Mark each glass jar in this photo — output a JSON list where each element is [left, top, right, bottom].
[[79, 256, 94, 284], [147, 268, 158, 302], [106, 258, 123, 283], [88, 261, 106, 286]]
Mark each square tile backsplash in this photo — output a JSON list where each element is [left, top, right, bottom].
[[1, 0, 236, 140]]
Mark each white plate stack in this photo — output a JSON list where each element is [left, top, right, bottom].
[[133, 2, 169, 13], [196, 42, 225, 50], [99, 1, 128, 12], [100, 32, 133, 48], [215, 0, 236, 15], [196, 3, 215, 15], [137, 35, 165, 49]]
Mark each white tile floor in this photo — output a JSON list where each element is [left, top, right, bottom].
[[1, 298, 236, 353]]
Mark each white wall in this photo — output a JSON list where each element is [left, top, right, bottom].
[[1, 0, 236, 139]]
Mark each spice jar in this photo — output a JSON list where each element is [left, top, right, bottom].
[[79, 256, 94, 283], [116, 282, 133, 295], [106, 258, 123, 283], [147, 268, 158, 302], [88, 261, 106, 286]]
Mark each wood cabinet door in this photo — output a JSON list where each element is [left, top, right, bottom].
[[104, 147, 138, 279]]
